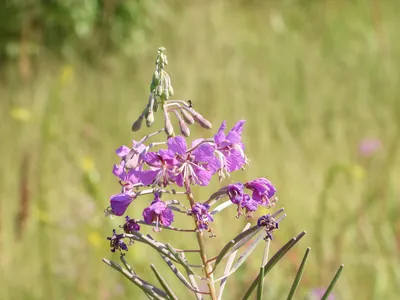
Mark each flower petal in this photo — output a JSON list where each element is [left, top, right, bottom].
[[167, 136, 187, 155], [110, 193, 134, 216]]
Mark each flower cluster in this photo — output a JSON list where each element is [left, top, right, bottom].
[[225, 178, 277, 218], [105, 49, 278, 254], [105, 117, 279, 250]]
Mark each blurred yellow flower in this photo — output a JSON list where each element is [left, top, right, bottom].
[[87, 231, 102, 248], [350, 164, 366, 180], [81, 156, 95, 172], [10, 107, 32, 122], [59, 65, 74, 86]]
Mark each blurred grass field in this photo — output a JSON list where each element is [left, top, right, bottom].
[[1, 1, 400, 299]]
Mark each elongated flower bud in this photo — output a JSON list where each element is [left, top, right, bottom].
[[179, 120, 190, 137], [180, 109, 194, 125], [164, 118, 174, 137], [131, 116, 143, 132], [146, 111, 154, 127], [191, 110, 212, 129]]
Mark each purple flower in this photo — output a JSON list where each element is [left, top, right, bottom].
[[134, 150, 176, 187], [227, 183, 259, 217], [116, 145, 131, 157], [142, 193, 174, 231], [168, 136, 220, 187], [310, 288, 335, 300], [227, 183, 245, 204], [122, 216, 140, 233], [245, 178, 276, 207], [213, 120, 247, 178], [107, 229, 128, 252], [358, 138, 382, 157], [110, 192, 137, 216], [257, 214, 278, 240], [191, 203, 214, 230]]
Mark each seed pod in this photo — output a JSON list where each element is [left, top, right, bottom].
[[179, 120, 190, 137], [180, 109, 194, 125], [132, 116, 143, 132]]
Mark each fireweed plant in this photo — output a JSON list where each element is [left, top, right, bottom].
[[103, 48, 343, 300]]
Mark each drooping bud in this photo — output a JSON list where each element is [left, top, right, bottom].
[[190, 109, 212, 129], [153, 101, 159, 112], [180, 109, 194, 125], [131, 116, 143, 132], [164, 117, 174, 137], [146, 111, 154, 127], [179, 120, 190, 137], [168, 85, 174, 96]]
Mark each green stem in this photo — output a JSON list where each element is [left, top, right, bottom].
[[186, 186, 217, 300]]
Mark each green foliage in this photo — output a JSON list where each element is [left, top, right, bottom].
[[0, 0, 153, 61]]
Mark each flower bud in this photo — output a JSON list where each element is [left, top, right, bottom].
[[156, 85, 163, 96], [163, 89, 170, 100], [146, 111, 154, 127], [164, 118, 174, 137], [131, 116, 143, 132], [168, 85, 174, 96], [192, 111, 212, 129], [179, 120, 190, 137], [153, 101, 159, 112], [181, 109, 194, 125]]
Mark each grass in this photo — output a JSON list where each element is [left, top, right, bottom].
[[1, 0, 400, 299]]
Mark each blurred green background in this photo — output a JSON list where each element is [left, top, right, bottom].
[[1, 0, 399, 299]]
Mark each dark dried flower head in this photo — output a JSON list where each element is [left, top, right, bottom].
[[257, 214, 279, 240], [122, 216, 140, 234], [107, 229, 128, 252]]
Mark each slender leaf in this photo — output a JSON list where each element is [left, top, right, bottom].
[[211, 200, 233, 215], [242, 231, 306, 300], [126, 231, 180, 264], [286, 247, 311, 300], [150, 264, 179, 300], [214, 225, 262, 268], [321, 264, 344, 300], [181, 252, 203, 300], [218, 223, 251, 300], [120, 254, 135, 275], [214, 232, 265, 283], [102, 258, 167, 300], [257, 266, 265, 300], [159, 253, 208, 295], [257, 239, 271, 300], [165, 243, 197, 274]]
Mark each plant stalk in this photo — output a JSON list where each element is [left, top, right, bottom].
[[186, 186, 217, 300]]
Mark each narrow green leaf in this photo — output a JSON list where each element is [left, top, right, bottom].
[[165, 243, 196, 274], [214, 225, 262, 268], [150, 264, 179, 300], [181, 252, 203, 300], [257, 266, 265, 300], [102, 258, 167, 300], [286, 247, 311, 300], [214, 232, 265, 283], [218, 223, 251, 300], [321, 264, 344, 300], [242, 231, 306, 300], [159, 253, 205, 294], [126, 231, 180, 264]]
